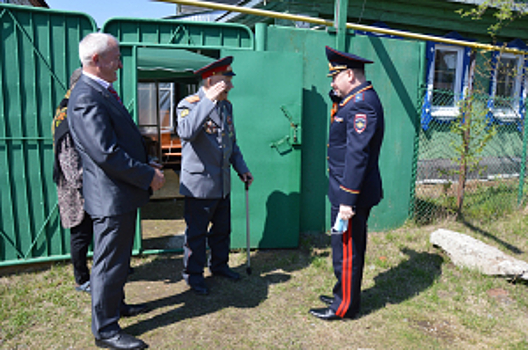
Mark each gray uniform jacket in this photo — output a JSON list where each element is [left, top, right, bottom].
[[68, 75, 154, 217], [177, 87, 249, 199]]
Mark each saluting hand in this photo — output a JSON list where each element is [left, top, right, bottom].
[[205, 81, 228, 102]]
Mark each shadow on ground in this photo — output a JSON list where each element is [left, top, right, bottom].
[[461, 217, 523, 255], [360, 248, 444, 317], [124, 233, 321, 335]]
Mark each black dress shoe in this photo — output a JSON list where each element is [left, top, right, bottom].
[[189, 281, 210, 295], [95, 332, 148, 349], [211, 268, 240, 281], [319, 295, 334, 306], [309, 307, 342, 321], [120, 303, 148, 317]]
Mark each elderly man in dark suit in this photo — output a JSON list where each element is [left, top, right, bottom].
[[68, 33, 165, 350], [177, 56, 253, 296], [309, 46, 385, 321]]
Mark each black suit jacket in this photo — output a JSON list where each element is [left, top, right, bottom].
[[67, 75, 154, 217]]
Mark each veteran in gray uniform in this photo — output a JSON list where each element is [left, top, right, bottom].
[[177, 56, 253, 295]]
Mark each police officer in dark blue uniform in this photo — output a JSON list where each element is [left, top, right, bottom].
[[177, 56, 253, 295], [309, 46, 385, 320]]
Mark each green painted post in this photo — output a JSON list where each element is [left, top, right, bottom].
[[255, 23, 267, 52], [408, 42, 428, 220], [518, 119, 527, 206], [334, 0, 349, 51]]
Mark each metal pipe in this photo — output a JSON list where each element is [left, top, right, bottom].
[[140, 248, 184, 255], [155, 0, 333, 27], [154, 0, 527, 55], [518, 120, 527, 206], [0, 254, 78, 267]]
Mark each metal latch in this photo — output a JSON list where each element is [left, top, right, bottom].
[[280, 105, 301, 145]]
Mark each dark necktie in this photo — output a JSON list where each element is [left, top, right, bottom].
[[108, 85, 123, 105]]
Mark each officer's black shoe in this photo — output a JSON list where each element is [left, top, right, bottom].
[[309, 307, 342, 321], [121, 303, 148, 317], [95, 331, 148, 349], [189, 280, 210, 295], [211, 268, 240, 281], [319, 295, 334, 306]]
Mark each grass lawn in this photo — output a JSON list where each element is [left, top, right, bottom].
[[1, 208, 528, 349]]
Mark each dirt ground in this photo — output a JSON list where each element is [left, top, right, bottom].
[[140, 198, 187, 251], [113, 198, 334, 349]]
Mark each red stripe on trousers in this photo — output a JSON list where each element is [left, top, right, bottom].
[[336, 218, 353, 317]]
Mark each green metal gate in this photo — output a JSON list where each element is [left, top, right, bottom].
[[222, 49, 303, 249], [0, 3, 96, 266]]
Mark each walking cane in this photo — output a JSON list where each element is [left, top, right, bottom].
[[244, 180, 252, 275]]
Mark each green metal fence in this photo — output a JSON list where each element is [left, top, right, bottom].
[[413, 88, 527, 223], [0, 4, 96, 266]]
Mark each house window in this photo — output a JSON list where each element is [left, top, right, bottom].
[[429, 45, 466, 119], [490, 53, 526, 121]]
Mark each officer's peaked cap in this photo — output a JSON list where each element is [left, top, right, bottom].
[[195, 56, 236, 79], [326, 46, 373, 76]]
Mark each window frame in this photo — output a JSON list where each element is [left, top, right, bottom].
[[428, 44, 467, 120], [137, 81, 175, 133], [489, 52, 527, 122]]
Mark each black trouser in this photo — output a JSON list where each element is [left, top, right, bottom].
[[90, 210, 137, 339], [183, 196, 231, 285], [70, 213, 94, 286], [329, 205, 371, 318]]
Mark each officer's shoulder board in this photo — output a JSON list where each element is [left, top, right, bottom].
[[185, 95, 200, 104], [340, 85, 373, 107], [355, 93, 364, 102], [180, 95, 200, 118]]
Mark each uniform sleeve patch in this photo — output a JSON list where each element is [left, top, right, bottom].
[[354, 114, 367, 134], [185, 95, 200, 103], [180, 108, 189, 118]]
